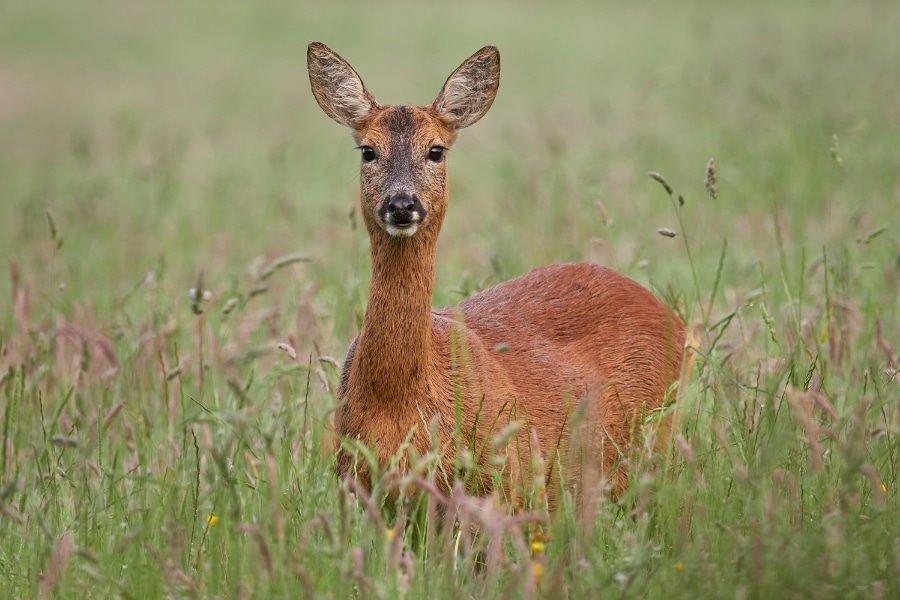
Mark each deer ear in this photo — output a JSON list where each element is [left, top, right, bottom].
[[308, 42, 379, 128], [432, 46, 500, 129]]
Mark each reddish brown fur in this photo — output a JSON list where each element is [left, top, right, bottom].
[[308, 42, 687, 510]]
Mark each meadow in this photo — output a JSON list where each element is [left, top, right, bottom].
[[1, 0, 899, 597]]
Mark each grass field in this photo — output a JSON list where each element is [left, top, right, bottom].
[[2, 0, 899, 597]]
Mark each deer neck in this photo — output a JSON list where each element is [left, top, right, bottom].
[[349, 223, 440, 411]]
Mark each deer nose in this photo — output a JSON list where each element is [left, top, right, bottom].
[[380, 193, 427, 236], [387, 194, 416, 213]]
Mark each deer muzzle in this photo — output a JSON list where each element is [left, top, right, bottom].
[[380, 193, 427, 237]]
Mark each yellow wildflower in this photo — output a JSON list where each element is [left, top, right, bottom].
[[882, 484, 887, 493], [531, 540, 546, 554], [532, 562, 544, 582], [385, 528, 396, 542], [207, 514, 219, 527], [674, 562, 684, 571]]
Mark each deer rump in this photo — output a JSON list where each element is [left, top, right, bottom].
[[335, 262, 686, 508]]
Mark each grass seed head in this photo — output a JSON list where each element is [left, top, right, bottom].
[[277, 342, 298, 360], [222, 297, 240, 314], [830, 134, 843, 166], [704, 157, 718, 199], [594, 199, 610, 225], [648, 171, 674, 195]]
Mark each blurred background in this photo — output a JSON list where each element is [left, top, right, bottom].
[[1, 0, 898, 348]]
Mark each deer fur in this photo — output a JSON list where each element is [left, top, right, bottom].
[[307, 42, 688, 510]]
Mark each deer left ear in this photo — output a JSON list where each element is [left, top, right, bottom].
[[308, 42, 379, 129], [432, 46, 500, 129]]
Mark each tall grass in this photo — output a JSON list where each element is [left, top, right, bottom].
[[1, 0, 899, 597]]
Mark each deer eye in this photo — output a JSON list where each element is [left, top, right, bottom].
[[359, 146, 377, 163], [427, 146, 445, 162]]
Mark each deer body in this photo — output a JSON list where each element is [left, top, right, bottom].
[[308, 43, 686, 508]]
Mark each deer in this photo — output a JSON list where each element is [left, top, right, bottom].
[[307, 42, 689, 513]]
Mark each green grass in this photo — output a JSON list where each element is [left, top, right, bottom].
[[1, 0, 899, 597]]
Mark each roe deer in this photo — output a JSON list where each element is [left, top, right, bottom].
[[307, 42, 688, 510]]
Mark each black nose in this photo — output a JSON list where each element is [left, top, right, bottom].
[[387, 194, 415, 212]]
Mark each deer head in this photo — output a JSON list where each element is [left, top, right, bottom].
[[307, 42, 500, 240]]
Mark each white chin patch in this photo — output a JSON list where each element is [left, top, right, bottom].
[[386, 223, 418, 237]]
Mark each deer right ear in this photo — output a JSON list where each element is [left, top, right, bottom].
[[432, 46, 500, 129], [308, 42, 378, 128]]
